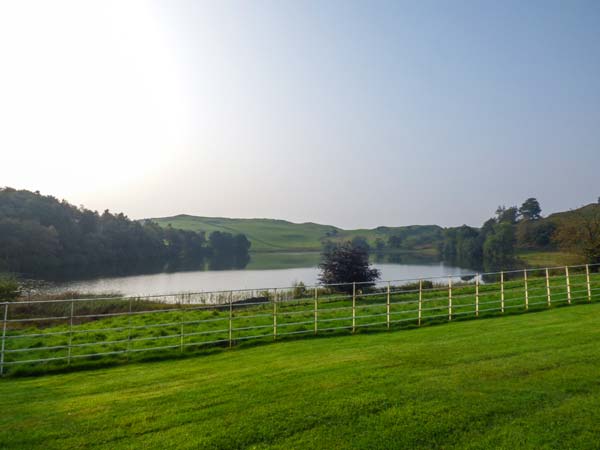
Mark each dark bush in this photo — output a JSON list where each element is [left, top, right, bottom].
[[0, 274, 20, 302]]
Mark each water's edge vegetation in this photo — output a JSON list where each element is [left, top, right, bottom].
[[2, 266, 597, 377]]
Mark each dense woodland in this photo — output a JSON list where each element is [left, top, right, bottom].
[[0, 188, 250, 276], [442, 198, 600, 271]]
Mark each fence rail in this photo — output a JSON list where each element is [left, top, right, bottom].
[[1, 263, 599, 376]]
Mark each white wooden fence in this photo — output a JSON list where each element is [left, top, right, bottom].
[[1, 263, 598, 376]]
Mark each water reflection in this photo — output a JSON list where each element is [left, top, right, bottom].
[[39, 254, 476, 297], [27, 250, 452, 284]]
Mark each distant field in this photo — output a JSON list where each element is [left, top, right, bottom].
[[2, 303, 600, 449], [518, 250, 583, 267], [152, 215, 332, 251], [151, 215, 443, 253]]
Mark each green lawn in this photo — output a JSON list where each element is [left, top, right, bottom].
[[2, 303, 600, 449]]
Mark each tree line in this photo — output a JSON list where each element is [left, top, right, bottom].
[[319, 196, 600, 278], [317, 196, 600, 290], [0, 188, 251, 276], [321, 226, 444, 256], [442, 197, 600, 271]]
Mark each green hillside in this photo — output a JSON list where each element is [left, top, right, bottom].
[[2, 304, 600, 449], [151, 214, 443, 253], [152, 203, 599, 263], [516, 203, 600, 266], [546, 202, 600, 221]]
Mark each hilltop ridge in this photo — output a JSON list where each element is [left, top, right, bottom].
[[151, 215, 443, 253], [151, 202, 600, 257]]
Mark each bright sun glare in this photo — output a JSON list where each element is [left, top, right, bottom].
[[0, 1, 188, 195]]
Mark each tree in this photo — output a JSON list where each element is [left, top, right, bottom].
[[496, 205, 519, 224], [351, 236, 370, 253], [516, 219, 556, 248], [0, 274, 20, 301], [519, 198, 542, 221], [483, 223, 516, 270], [442, 225, 482, 269], [374, 238, 386, 253], [0, 187, 251, 275], [481, 217, 497, 237], [321, 239, 335, 253], [554, 210, 600, 265], [387, 235, 403, 248], [318, 241, 380, 290]]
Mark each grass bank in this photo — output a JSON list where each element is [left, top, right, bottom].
[[517, 249, 583, 267], [2, 303, 600, 449], [2, 268, 598, 376]]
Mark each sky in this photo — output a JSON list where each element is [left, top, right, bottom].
[[0, 0, 599, 229]]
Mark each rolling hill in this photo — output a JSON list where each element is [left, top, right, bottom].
[[545, 202, 600, 222], [151, 214, 444, 253], [151, 203, 599, 263], [515, 203, 600, 266]]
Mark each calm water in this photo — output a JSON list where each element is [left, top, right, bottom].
[[46, 253, 476, 296]]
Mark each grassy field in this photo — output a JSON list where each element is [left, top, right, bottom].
[[2, 302, 600, 449], [517, 249, 583, 267], [151, 215, 443, 253], [152, 215, 333, 251], [2, 267, 598, 376]]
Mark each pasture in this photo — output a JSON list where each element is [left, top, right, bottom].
[[2, 302, 600, 448]]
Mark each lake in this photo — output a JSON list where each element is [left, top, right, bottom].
[[43, 252, 477, 296]]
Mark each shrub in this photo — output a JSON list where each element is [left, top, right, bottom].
[[319, 241, 380, 292], [292, 281, 307, 299], [0, 274, 20, 301]]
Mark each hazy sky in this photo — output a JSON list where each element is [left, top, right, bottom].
[[1, 1, 598, 228]]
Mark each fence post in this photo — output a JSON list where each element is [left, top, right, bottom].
[[126, 297, 132, 360], [229, 291, 233, 347], [546, 268, 552, 307], [352, 282, 356, 334], [273, 289, 277, 340], [586, 264, 592, 302], [418, 279, 422, 326], [523, 269, 529, 311], [180, 297, 184, 352], [565, 266, 572, 305], [0, 303, 8, 377], [68, 299, 74, 365], [448, 277, 452, 321], [475, 275, 479, 317], [314, 287, 318, 335], [500, 271, 505, 313], [386, 282, 390, 330]]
